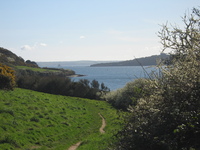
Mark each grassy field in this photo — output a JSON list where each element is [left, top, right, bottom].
[[0, 88, 124, 150], [15, 66, 72, 73]]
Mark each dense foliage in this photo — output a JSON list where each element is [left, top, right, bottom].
[[17, 75, 109, 100], [113, 8, 200, 150], [0, 63, 16, 90], [104, 78, 151, 110]]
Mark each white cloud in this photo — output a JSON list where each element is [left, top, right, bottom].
[[80, 35, 86, 39], [21, 45, 33, 51], [40, 43, 47, 47], [21, 42, 47, 51]]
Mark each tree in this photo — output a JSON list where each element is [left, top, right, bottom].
[[90, 80, 99, 89], [100, 83, 110, 91], [0, 63, 16, 90], [114, 8, 200, 150]]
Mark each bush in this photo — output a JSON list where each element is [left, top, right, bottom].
[[17, 75, 72, 95], [17, 75, 39, 90], [36, 76, 71, 95], [114, 8, 200, 150], [0, 63, 16, 90], [104, 78, 151, 110]]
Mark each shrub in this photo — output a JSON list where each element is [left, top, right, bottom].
[[114, 8, 200, 150], [17, 75, 39, 90], [0, 63, 16, 90], [104, 78, 151, 110], [36, 76, 71, 95], [17, 75, 71, 95]]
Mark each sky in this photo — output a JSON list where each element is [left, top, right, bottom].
[[0, 0, 199, 61]]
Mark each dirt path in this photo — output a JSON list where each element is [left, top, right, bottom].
[[67, 113, 106, 150], [98, 113, 106, 134], [68, 141, 82, 150]]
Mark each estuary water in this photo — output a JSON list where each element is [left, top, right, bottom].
[[63, 66, 156, 91]]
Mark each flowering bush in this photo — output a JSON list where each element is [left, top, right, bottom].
[[114, 8, 200, 150], [0, 63, 16, 90]]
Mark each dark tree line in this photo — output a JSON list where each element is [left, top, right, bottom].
[[16, 75, 109, 100]]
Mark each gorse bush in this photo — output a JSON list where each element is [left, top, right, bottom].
[[0, 63, 16, 90], [114, 8, 200, 150]]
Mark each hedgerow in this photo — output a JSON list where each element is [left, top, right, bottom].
[[16, 75, 109, 100]]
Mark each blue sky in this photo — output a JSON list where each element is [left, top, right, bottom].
[[0, 0, 199, 61]]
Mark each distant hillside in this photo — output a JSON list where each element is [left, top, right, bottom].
[[0, 47, 38, 67], [37, 60, 118, 68], [91, 53, 169, 67], [0, 47, 75, 77]]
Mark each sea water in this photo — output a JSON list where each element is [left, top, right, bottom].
[[63, 66, 157, 91]]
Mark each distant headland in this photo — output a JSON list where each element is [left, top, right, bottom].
[[90, 53, 169, 67]]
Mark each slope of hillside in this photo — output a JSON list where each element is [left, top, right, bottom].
[[0, 88, 124, 150], [91, 53, 169, 67], [0, 47, 38, 67], [0, 47, 76, 77]]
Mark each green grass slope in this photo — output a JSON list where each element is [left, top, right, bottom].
[[15, 66, 73, 73], [0, 88, 124, 150]]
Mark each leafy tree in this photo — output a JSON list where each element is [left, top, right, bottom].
[[0, 63, 16, 90], [91, 79, 100, 89], [114, 8, 200, 150], [69, 81, 90, 98], [100, 83, 110, 91], [79, 79, 90, 88]]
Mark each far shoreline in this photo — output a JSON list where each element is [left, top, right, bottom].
[[66, 74, 86, 78]]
